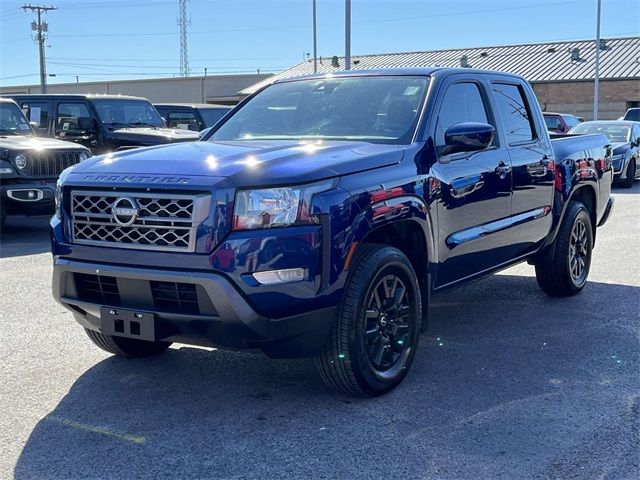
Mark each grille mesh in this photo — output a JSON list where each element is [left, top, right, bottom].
[[74, 273, 120, 305], [150, 281, 200, 314], [71, 191, 205, 252], [23, 151, 81, 177]]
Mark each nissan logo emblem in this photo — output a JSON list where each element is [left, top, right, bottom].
[[111, 197, 139, 226]]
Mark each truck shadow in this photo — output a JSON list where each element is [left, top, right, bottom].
[[0, 215, 51, 258], [13, 275, 639, 479]]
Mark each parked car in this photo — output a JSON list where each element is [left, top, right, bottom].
[[51, 68, 614, 397], [569, 120, 640, 188], [543, 112, 582, 134], [0, 98, 91, 230], [622, 108, 640, 122], [6, 94, 199, 155], [154, 103, 232, 132]]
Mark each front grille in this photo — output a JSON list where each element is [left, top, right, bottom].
[[75, 273, 121, 305], [150, 281, 200, 314], [23, 151, 81, 177], [70, 191, 208, 252]]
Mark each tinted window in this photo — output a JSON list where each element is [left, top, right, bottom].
[[436, 82, 490, 146], [199, 108, 230, 128], [623, 109, 640, 121], [544, 115, 562, 131], [167, 111, 199, 130], [212, 76, 429, 145], [564, 115, 581, 129], [21, 101, 49, 132], [1, 102, 33, 136], [493, 83, 535, 144], [56, 103, 92, 133]]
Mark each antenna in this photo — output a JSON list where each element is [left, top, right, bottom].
[[177, 0, 190, 77]]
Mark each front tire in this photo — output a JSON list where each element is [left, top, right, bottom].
[[85, 328, 171, 357], [535, 201, 593, 297], [315, 244, 422, 397]]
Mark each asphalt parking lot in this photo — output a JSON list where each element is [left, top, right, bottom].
[[1, 184, 638, 480]]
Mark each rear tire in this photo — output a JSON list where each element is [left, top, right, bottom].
[[620, 159, 636, 188], [85, 328, 171, 357], [315, 244, 422, 397], [535, 201, 593, 297]]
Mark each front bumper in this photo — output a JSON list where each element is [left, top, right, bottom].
[[53, 259, 336, 358], [1, 180, 56, 216]]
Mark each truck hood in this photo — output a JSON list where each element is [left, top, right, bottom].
[[0, 134, 87, 151], [110, 127, 200, 144], [70, 140, 405, 185]]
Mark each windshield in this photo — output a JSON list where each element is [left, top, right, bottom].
[[569, 122, 631, 143], [92, 99, 164, 128], [623, 109, 640, 121], [211, 76, 429, 144], [0, 103, 34, 136]]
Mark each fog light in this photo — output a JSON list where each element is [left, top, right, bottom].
[[252, 268, 306, 285], [0, 167, 13, 174]]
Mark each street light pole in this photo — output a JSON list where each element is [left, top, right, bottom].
[[312, 0, 317, 73], [593, 0, 601, 120], [345, 0, 351, 70]]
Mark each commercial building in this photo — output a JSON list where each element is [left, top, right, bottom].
[[0, 73, 272, 105], [242, 36, 640, 120]]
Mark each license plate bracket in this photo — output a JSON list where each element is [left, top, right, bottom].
[[100, 307, 156, 341]]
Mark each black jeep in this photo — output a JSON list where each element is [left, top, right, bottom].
[[0, 98, 91, 230]]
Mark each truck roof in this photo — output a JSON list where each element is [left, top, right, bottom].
[[272, 67, 527, 85], [4, 93, 149, 101]]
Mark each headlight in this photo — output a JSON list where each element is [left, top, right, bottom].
[[232, 181, 332, 231], [14, 154, 27, 170], [54, 178, 63, 219], [78, 151, 90, 161]]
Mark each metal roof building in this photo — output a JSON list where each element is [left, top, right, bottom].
[[241, 36, 640, 120]]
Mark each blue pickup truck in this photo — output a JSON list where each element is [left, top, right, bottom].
[[51, 68, 614, 397]]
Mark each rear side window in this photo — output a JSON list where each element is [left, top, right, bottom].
[[56, 102, 92, 133], [167, 111, 199, 131], [21, 101, 49, 131], [492, 83, 536, 144], [435, 82, 490, 147]]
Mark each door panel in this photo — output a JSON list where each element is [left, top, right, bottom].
[[431, 78, 513, 288], [491, 81, 554, 255]]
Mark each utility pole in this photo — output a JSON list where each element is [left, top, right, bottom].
[[593, 0, 601, 120], [312, 0, 317, 73], [345, 0, 351, 70], [177, 0, 190, 77], [22, 4, 56, 93]]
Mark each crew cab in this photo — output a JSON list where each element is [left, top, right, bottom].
[[7, 94, 199, 155], [0, 98, 91, 230], [51, 69, 614, 397], [154, 103, 232, 132]]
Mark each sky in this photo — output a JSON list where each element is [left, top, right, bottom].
[[0, 0, 638, 87]]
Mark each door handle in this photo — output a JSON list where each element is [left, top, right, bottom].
[[494, 161, 511, 179], [529, 156, 552, 177]]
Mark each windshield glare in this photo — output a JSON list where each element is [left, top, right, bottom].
[[211, 76, 429, 144], [0, 104, 34, 136], [93, 99, 164, 128], [569, 122, 631, 143]]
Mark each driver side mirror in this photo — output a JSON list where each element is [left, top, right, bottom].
[[440, 122, 495, 156], [77, 117, 97, 132]]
